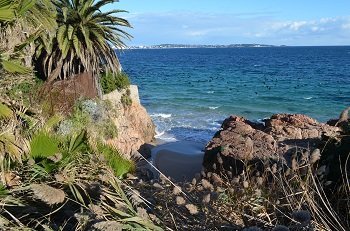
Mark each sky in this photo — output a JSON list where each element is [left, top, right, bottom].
[[106, 0, 350, 46]]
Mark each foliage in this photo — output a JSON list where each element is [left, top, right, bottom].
[[97, 143, 135, 178], [58, 99, 118, 140], [38, 0, 132, 81], [0, 0, 56, 75], [29, 131, 60, 160], [121, 92, 132, 107], [100, 71, 131, 94], [0, 103, 13, 119], [5, 77, 44, 106]]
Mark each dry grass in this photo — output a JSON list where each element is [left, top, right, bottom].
[[131, 146, 350, 230]]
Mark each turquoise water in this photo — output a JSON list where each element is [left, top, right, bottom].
[[118, 47, 350, 143]]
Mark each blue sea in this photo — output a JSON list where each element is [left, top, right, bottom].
[[118, 47, 350, 143]]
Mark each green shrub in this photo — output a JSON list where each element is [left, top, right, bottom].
[[100, 71, 131, 94], [30, 131, 60, 159], [121, 93, 132, 107], [6, 78, 43, 107], [100, 119, 118, 139], [97, 143, 135, 178]]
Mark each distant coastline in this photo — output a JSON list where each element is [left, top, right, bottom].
[[127, 43, 287, 49]]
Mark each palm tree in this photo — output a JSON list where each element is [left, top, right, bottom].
[[38, 0, 132, 83]]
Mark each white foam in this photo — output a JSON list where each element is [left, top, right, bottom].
[[151, 113, 172, 118], [207, 91, 214, 94], [303, 97, 313, 100], [155, 131, 165, 138], [209, 106, 219, 110]]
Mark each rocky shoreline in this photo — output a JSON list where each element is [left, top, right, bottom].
[[203, 113, 341, 174]]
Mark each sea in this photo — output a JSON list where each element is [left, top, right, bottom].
[[118, 46, 350, 143]]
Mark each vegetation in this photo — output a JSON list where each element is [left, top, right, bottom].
[[100, 71, 131, 94], [0, 0, 162, 229], [97, 142, 135, 178], [36, 0, 132, 82], [1, 0, 349, 230]]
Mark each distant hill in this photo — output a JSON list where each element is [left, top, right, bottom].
[[128, 44, 286, 49]]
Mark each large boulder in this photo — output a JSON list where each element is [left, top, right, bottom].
[[103, 86, 155, 158], [203, 114, 340, 172], [203, 116, 277, 172]]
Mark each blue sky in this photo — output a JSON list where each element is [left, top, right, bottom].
[[107, 0, 350, 46]]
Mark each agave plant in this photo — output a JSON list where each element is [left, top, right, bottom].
[[38, 0, 132, 83]]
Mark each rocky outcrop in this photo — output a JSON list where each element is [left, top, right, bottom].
[[103, 85, 155, 158], [203, 114, 340, 171]]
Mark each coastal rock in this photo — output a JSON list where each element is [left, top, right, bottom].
[[103, 86, 155, 158], [203, 114, 340, 172], [264, 114, 337, 141], [203, 116, 277, 171], [264, 114, 340, 157]]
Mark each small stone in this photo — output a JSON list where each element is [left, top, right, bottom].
[[185, 204, 198, 215], [176, 196, 186, 205]]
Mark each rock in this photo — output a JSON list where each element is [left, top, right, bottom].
[[103, 86, 155, 158], [203, 114, 340, 173], [203, 116, 277, 171], [265, 114, 338, 142]]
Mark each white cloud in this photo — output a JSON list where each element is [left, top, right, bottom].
[[124, 12, 350, 46]]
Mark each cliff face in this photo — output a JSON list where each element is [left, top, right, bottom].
[[103, 85, 155, 158]]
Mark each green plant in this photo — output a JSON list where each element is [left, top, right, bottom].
[[100, 71, 131, 94], [0, 103, 13, 119], [100, 118, 118, 139], [121, 93, 132, 107], [38, 0, 132, 82], [97, 143, 135, 178], [29, 131, 60, 160]]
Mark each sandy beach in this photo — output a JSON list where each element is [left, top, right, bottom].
[[151, 141, 206, 181]]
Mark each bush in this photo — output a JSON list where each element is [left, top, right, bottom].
[[97, 143, 135, 178], [100, 71, 131, 94], [30, 131, 60, 160], [121, 93, 132, 107]]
